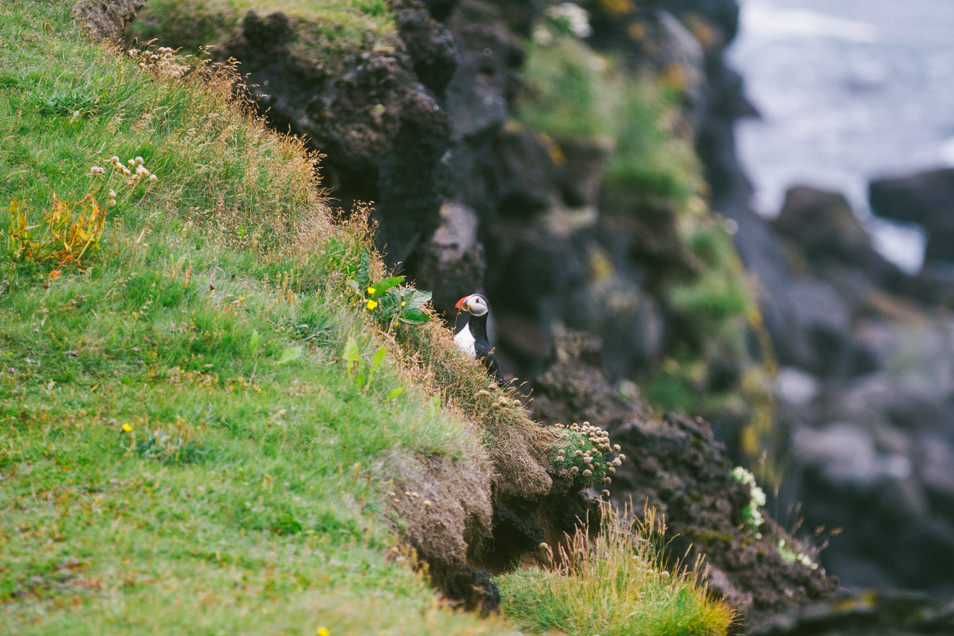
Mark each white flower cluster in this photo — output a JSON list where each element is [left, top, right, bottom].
[[545, 2, 592, 38], [777, 538, 819, 570], [129, 46, 189, 78], [731, 466, 766, 537]]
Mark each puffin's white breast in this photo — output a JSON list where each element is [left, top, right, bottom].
[[454, 326, 477, 360]]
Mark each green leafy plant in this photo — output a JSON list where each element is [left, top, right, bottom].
[[343, 336, 403, 399], [344, 336, 385, 390], [349, 271, 432, 330], [551, 421, 625, 493], [121, 416, 208, 464], [516, 25, 616, 141]]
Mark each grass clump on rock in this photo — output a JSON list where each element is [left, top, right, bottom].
[[498, 503, 734, 636]]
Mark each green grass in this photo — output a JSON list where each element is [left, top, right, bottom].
[[603, 78, 700, 208], [128, 0, 398, 60], [498, 504, 734, 636], [515, 20, 699, 207], [0, 2, 494, 633], [0, 2, 732, 634], [515, 32, 617, 140]]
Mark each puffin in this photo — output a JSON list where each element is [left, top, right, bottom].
[[454, 293, 503, 381]]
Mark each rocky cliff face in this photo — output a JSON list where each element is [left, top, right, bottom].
[[658, 0, 954, 601], [750, 181, 954, 598]]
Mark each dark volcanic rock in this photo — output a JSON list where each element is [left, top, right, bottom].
[[411, 202, 486, 316], [869, 168, 954, 264], [780, 318, 954, 597], [774, 186, 890, 274], [652, 0, 741, 44], [531, 331, 838, 627], [751, 590, 954, 636], [776, 280, 851, 376], [218, 4, 455, 267]]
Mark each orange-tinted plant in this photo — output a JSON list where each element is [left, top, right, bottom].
[[5, 193, 106, 266]]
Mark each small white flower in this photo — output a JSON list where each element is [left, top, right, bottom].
[[546, 2, 592, 38]]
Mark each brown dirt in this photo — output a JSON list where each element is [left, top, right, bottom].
[[73, 0, 144, 43]]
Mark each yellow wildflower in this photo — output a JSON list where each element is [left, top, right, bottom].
[[366, 299, 378, 310], [121, 423, 133, 432], [317, 628, 330, 636], [366, 287, 376, 295]]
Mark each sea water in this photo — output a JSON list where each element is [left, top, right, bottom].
[[728, 0, 954, 272]]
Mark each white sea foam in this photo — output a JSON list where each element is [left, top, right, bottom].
[[740, 2, 878, 43], [868, 217, 926, 274], [938, 136, 954, 166]]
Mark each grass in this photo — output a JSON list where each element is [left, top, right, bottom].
[[127, 0, 398, 60], [516, 17, 700, 207], [0, 2, 494, 633], [0, 2, 731, 634], [498, 503, 734, 636], [516, 31, 617, 141]]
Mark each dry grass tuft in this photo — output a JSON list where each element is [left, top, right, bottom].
[[393, 316, 554, 501]]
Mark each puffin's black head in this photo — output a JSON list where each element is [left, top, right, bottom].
[[455, 293, 489, 317]]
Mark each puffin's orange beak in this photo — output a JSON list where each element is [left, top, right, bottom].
[[455, 295, 469, 311]]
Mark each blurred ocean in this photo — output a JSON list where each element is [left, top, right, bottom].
[[728, 0, 954, 272]]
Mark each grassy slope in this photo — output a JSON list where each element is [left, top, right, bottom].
[[0, 2, 731, 635], [0, 2, 499, 634]]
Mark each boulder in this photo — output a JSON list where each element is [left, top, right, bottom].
[[869, 168, 954, 264], [774, 280, 851, 375], [774, 187, 871, 265], [74, 0, 145, 43], [218, 7, 455, 268], [772, 186, 902, 297], [412, 202, 486, 316], [751, 590, 954, 636]]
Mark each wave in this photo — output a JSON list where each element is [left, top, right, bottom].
[[740, 2, 878, 43]]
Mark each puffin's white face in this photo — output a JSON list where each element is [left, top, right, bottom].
[[455, 293, 489, 317]]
